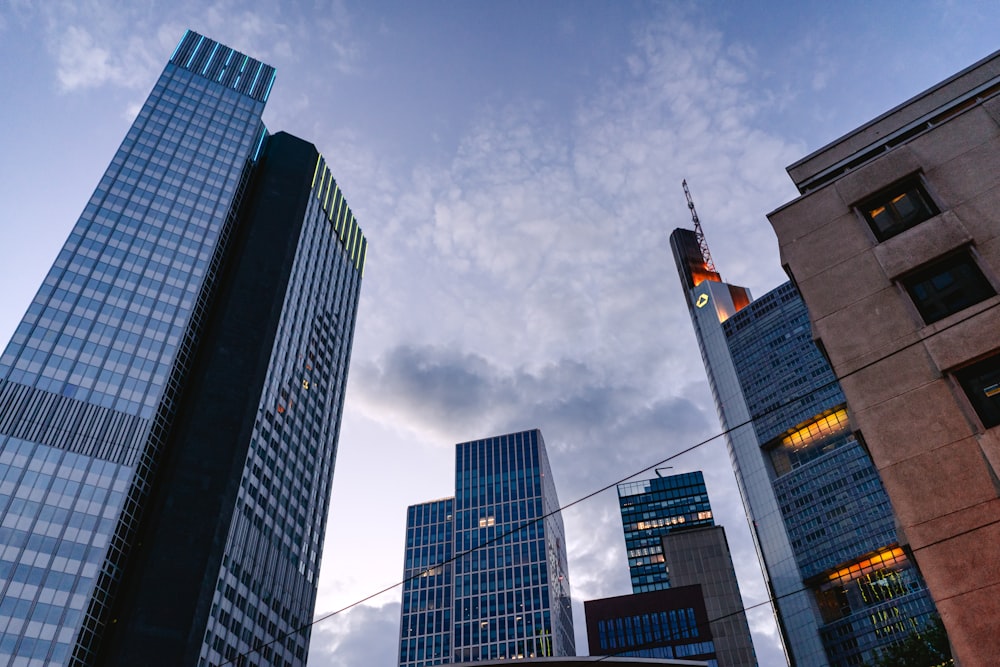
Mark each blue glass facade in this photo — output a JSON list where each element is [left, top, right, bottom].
[[671, 228, 937, 666], [0, 31, 365, 666], [399, 499, 454, 666], [724, 281, 935, 666], [397, 429, 575, 665], [617, 472, 714, 593], [586, 587, 716, 664]]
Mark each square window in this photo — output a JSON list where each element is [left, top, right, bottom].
[[956, 354, 1000, 428], [859, 177, 939, 241], [901, 252, 995, 324]]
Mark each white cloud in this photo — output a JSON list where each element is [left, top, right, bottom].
[[56, 26, 123, 90]]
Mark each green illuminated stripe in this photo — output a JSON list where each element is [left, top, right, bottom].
[[311, 154, 322, 189], [324, 178, 334, 212], [347, 216, 358, 256], [332, 193, 343, 228], [341, 212, 351, 242], [358, 237, 368, 276]]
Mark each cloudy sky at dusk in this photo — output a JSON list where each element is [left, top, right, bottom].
[[2, 1, 1000, 665]]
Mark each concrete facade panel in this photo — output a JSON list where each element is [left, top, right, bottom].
[[974, 235, 1000, 280], [837, 343, 938, 415], [809, 286, 914, 370], [768, 184, 847, 243], [871, 211, 972, 279], [908, 106, 1000, 168], [925, 134, 1000, 208], [853, 380, 974, 468], [936, 580, 1000, 667], [834, 146, 921, 205], [906, 489, 1000, 552], [921, 297, 1000, 371], [913, 519, 1000, 603], [878, 436, 995, 529], [951, 185, 1000, 244], [795, 252, 889, 321], [779, 213, 872, 283], [976, 429, 1000, 480]]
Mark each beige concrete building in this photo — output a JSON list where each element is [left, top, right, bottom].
[[768, 51, 1000, 666]]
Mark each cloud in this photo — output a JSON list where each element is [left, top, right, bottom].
[[54, 25, 158, 91], [353, 344, 710, 461], [324, 11, 801, 663], [309, 603, 401, 667]]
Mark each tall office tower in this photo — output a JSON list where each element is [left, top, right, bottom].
[[585, 471, 756, 666], [618, 472, 715, 593], [0, 31, 366, 666], [400, 498, 455, 665], [670, 229, 937, 667], [398, 429, 575, 665], [768, 49, 1000, 667]]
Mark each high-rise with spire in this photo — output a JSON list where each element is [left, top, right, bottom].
[[0, 31, 365, 665], [670, 217, 937, 666]]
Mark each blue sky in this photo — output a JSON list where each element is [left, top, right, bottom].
[[2, 1, 999, 665]]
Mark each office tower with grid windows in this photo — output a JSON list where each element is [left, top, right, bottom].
[[670, 229, 937, 667], [0, 31, 366, 666], [583, 472, 756, 666], [398, 429, 574, 665], [617, 472, 715, 593]]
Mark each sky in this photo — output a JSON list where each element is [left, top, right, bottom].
[[1, 1, 999, 665]]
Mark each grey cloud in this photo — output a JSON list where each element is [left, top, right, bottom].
[[308, 602, 400, 667]]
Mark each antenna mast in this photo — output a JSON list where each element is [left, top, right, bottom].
[[682, 179, 716, 273]]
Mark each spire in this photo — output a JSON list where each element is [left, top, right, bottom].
[[682, 179, 716, 273]]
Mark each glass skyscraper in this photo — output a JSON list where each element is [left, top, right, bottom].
[[670, 228, 936, 666], [398, 429, 575, 665], [617, 472, 715, 593], [0, 31, 365, 666]]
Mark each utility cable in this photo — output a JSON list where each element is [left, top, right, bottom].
[[222, 297, 1000, 666]]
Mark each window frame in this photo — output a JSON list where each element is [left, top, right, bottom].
[[857, 176, 940, 242], [899, 250, 996, 325], [955, 354, 1000, 429]]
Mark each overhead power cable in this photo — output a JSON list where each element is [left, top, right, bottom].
[[222, 297, 1000, 666]]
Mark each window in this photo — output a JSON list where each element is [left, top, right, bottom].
[[901, 252, 995, 324], [956, 354, 1000, 428], [859, 177, 939, 241]]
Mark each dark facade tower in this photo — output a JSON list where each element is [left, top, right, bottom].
[[0, 32, 365, 666], [670, 228, 936, 666], [398, 429, 575, 665]]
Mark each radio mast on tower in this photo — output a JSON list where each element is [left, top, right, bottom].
[[682, 179, 716, 273]]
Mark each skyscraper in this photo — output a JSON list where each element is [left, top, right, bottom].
[[767, 49, 1000, 667], [398, 429, 575, 665], [0, 31, 365, 666], [585, 472, 755, 667], [617, 472, 715, 593], [671, 228, 937, 666]]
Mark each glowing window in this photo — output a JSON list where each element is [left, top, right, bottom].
[[781, 408, 849, 451], [859, 177, 938, 241]]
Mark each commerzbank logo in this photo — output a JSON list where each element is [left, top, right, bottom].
[[695, 293, 709, 308]]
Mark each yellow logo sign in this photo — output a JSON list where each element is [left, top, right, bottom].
[[695, 293, 709, 308]]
